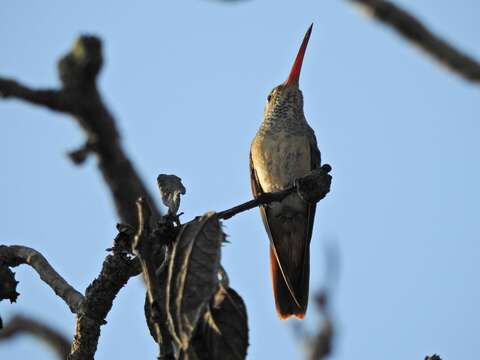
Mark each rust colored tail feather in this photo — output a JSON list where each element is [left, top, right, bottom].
[[270, 246, 310, 319]]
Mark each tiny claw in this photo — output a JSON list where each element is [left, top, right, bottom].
[[321, 164, 332, 173]]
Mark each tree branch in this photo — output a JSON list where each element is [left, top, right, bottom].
[[217, 165, 332, 221], [306, 292, 334, 360], [348, 0, 480, 83], [0, 314, 70, 360], [218, 187, 294, 220], [0, 80, 73, 112], [0, 230, 142, 359], [69, 227, 142, 360], [0, 245, 84, 313], [0, 36, 160, 226]]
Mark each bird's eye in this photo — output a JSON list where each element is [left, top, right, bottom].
[[267, 94, 272, 102]]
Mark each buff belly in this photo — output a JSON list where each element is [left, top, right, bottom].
[[251, 131, 311, 213]]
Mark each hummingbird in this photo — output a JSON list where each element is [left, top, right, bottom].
[[250, 24, 320, 319]]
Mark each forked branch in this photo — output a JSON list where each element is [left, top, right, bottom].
[[0, 36, 160, 226]]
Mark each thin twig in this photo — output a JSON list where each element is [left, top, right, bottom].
[[348, 0, 480, 83], [0, 314, 70, 359], [217, 187, 294, 220], [217, 165, 332, 220], [0, 81, 72, 111], [0, 36, 160, 225], [0, 245, 84, 313]]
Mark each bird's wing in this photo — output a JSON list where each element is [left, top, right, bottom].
[[306, 138, 321, 243], [249, 151, 274, 241], [249, 152, 301, 308]]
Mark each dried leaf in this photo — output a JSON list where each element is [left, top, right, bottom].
[[199, 286, 249, 360], [166, 212, 224, 350], [178, 347, 200, 360], [157, 174, 186, 215], [0, 264, 19, 303], [144, 252, 170, 347]]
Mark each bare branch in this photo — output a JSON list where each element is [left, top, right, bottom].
[[69, 228, 141, 360], [217, 165, 332, 221], [0, 314, 70, 360], [0, 36, 160, 226], [0, 80, 73, 112], [348, 0, 480, 83], [218, 187, 294, 220], [306, 292, 334, 360], [293, 244, 339, 360], [0, 230, 142, 359], [0, 245, 84, 313]]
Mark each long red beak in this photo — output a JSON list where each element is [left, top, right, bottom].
[[284, 24, 313, 87]]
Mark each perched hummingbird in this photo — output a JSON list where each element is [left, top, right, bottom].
[[250, 24, 320, 319]]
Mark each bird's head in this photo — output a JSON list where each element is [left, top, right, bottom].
[[264, 24, 313, 122]]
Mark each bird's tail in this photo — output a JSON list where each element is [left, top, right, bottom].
[[270, 245, 310, 319]]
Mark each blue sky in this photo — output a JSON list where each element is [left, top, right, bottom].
[[1, 0, 479, 359]]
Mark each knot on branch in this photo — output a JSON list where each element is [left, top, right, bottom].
[[58, 35, 103, 88], [67, 139, 98, 165]]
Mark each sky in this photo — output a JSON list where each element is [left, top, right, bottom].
[[1, 0, 479, 359]]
